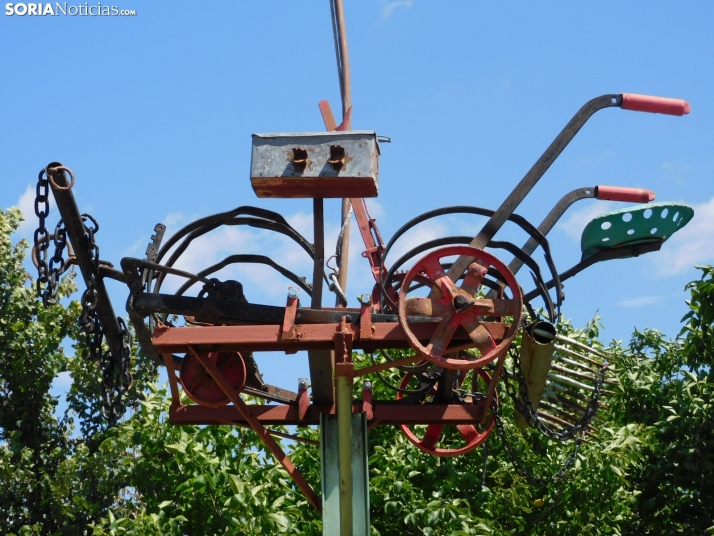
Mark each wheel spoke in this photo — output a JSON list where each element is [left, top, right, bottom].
[[468, 298, 521, 317], [427, 315, 459, 356], [419, 256, 447, 282], [460, 262, 488, 296], [460, 316, 497, 355], [420, 424, 444, 450], [404, 297, 448, 317], [457, 424, 479, 443]]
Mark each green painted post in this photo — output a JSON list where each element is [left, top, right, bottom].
[[320, 413, 370, 535]]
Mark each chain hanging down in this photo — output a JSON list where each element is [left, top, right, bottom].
[[33, 164, 133, 427]]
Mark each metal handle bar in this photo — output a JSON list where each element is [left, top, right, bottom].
[[507, 185, 655, 277], [444, 92, 690, 284]]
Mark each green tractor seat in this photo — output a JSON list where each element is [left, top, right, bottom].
[[581, 202, 694, 261]]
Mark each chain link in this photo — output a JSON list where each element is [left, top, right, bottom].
[[33, 167, 73, 306], [492, 400, 583, 488], [100, 318, 133, 426], [33, 168, 52, 301]]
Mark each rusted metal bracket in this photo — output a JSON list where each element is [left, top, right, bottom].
[[297, 378, 310, 423], [281, 288, 300, 342], [361, 381, 373, 421]]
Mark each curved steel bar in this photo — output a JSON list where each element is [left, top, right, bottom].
[[382, 236, 555, 320], [122, 257, 215, 287], [174, 254, 313, 297], [163, 217, 315, 271], [380, 206, 561, 313], [155, 206, 313, 265]]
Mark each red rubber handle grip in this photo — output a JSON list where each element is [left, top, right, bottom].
[[595, 185, 655, 203], [621, 93, 691, 116]]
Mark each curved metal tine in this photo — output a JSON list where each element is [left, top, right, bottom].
[[154, 217, 314, 293], [384, 237, 528, 291], [162, 217, 313, 272], [379, 206, 559, 313], [521, 240, 662, 303], [174, 254, 313, 297], [155, 206, 312, 265], [121, 257, 214, 286]]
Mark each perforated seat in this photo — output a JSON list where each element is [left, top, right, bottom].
[[581, 202, 694, 261]]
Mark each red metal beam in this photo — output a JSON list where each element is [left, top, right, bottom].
[[153, 321, 508, 354], [169, 401, 487, 426]]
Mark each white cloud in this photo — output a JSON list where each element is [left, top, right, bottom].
[[653, 196, 714, 276], [557, 200, 616, 241], [616, 295, 663, 308], [381, 0, 413, 19], [50, 371, 73, 393], [15, 183, 45, 236]]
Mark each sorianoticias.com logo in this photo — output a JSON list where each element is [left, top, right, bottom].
[[5, 3, 136, 16]]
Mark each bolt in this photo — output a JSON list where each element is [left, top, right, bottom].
[[288, 287, 299, 299], [358, 294, 372, 305], [298, 378, 309, 390], [453, 294, 471, 311], [363, 380, 373, 392]]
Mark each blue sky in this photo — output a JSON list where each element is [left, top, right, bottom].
[[2, 1, 713, 395]]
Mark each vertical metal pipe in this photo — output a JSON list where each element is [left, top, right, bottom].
[[331, 0, 352, 305], [308, 198, 334, 404], [336, 372, 353, 535], [336, 198, 351, 307], [332, 0, 352, 120], [312, 198, 325, 309]]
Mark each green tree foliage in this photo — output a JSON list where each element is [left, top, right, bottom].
[[1, 205, 713, 535]]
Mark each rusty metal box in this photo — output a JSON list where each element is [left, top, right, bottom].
[[250, 131, 379, 198]]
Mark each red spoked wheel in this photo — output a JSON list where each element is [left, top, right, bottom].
[[398, 246, 522, 370], [179, 351, 247, 407], [396, 367, 496, 457]]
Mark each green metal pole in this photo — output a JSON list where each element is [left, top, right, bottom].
[[336, 370, 353, 535]]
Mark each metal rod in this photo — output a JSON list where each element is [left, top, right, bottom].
[[331, 0, 353, 307], [309, 198, 335, 405], [46, 165, 124, 362], [445, 94, 621, 283], [508, 187, 595, 276], [189, 347, 322, 513], [312, 198, 325, 309]]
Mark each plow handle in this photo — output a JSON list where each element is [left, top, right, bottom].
[[595, 185, 655, 203], [621, 93, 691, 116]]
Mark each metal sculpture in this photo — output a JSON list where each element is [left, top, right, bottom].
[[30, 89, 694, 535]]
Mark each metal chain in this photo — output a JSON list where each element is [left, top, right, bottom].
[[32, 164, 132, 426], [33, 168, 52, 302], [33, 166, 74, 306], [488, 343, 606, 487], [101, 318, 133, 426], [503, 346, 606, 441], [44, 219, 68, 305], [492, 401, 583, 488]]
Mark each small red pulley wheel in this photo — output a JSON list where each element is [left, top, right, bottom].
[[180, 351, 247, 407], [396, 367, 496, 457], [398, 246, 522, 370]]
